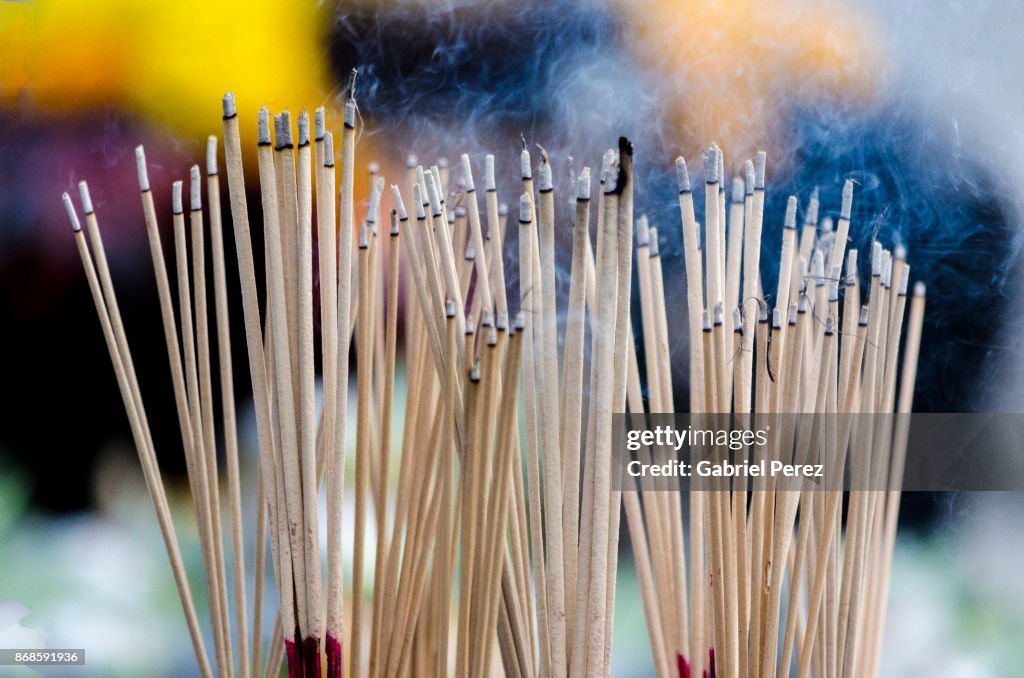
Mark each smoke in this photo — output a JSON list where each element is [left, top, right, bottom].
[[324, 0, 1022, 412]]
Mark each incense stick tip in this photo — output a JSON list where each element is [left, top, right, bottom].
[[134, 146, 150, 191], [702, 309, 712, 331], [221, 92, 236, 119], [821, 216, 834, 233], [257, 108, 271, 145], [713, 302, 724, 325], [899, 266, 911, 295], [297, 110, 310, 147], [675, 156, 691, 193], [460, 154, 475, 192], [871, 240, 883, 276], [484, 154, 495, 191], [514, 311, 526, 331], [703, 148, 719, 183], [314, 107, 325, 140], [499, 202, 508, 216], [62, 193, 82, 232], [784, 195, 798, 229], [841, 179, 854, 220], [390, 209, 399, 236], [913, 281, 926, 297], [323, 131, 335, 166], [368, 161, 380, 175], [405, 153, 417, 169], [806, 188, 820, 225], [636, 213, 649, 247], [520, 147, 531, 179], [731, 176, 744, 203], [445, 298, 456, 318], [518, 193, 531, 223], [744, 159, 755, 195], [189, 165, 201, 211], [754, 151, 767, 189], [577, 167, 591, 200], [275, 111, 292, 148], [390, 185, 408, 221], [894, 243, 907, 261], [77, 181, 93, 215], [172, 181, 183, 214], [424, 172, 442, 215], [733, 307, 744, 331], [859, 305, 870, 325], [206, 136, 218, 176], [649, 229, 661, 257]]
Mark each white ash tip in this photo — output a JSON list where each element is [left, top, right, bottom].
[[702, 310, 712, 331], [466, 318, 476, 337], [825, 315, 835, 334], [481, 308, 494, 329], [344, 99, 356, 127], [675, 156, 691, 192], [206, 136, 218, 175], [514, 311, 526, 331], [713, 302, 724, 325], [222, 92, 236, 118], [537, 155, 553, 191], [882, 251, 893, 287], [314, 107, 325, 140], [257, 108, 271, 145], [190, 165, 201, 210], [358, 224, 369, 248], [499, 202, 508, 216], [798, 294, 808, 313], [172, 181, 183, 214], [390, 209, 399, 235], [484, 154, 496, 191], [788, 303, 798, 325], [899, 266, 910, 295], [821, 216, 834, 233], [413, 185, 426, 219], [759, 302, 769, 322], [62, 193, 81, 232], [519, 193, 531, 222], [577, 167, 591, 200], [754, 151, 767, 189], [387, 185, 404, 221], [77, 181, 93, 214], [602, 150, 618, 193], [744, 160, 754, 195], [811, 249, 824, 276], [649, 229, 661, 257], [406, 153, 418, 169], [368, 161, 380, 175], [772, 308, 782, 329], [135, 145, 150, 191], [367, 176, 385, 223], [446, 298, 457, 318], [437, 156, 448, 169], [894, 244, 907, 261], [276, 111, 292, 147], [460, 154, 475, 192], [859, 305, 870, 324], [520, 148, 532, 179], [323, 131, 335, 165], [806, 188, 819, 226], [784, 195, 798, 229], [846, 249, 858, 280], [716, 146, 724, 187], [733, 308, 744, 330], [829, 266, 842, 300], [841, 179, 854, 220], [636, 213, 650, 247], [731, 176, 744, 203], [703, 148, 719, 183], [913, 281, 926, 297], [871, 240, 883, 275], [297, 110, 310, 146], [424, 173, 442, 215]]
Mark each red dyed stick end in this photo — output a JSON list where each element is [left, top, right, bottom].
[[285, 638, 302, 678], [303, 636, 322, 678], [677, 652, 691, 678], [325, 632, 343, 678]]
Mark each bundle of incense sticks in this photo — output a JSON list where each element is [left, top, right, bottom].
[[622, 147, 926, 678], [64, 74, 924, 677]]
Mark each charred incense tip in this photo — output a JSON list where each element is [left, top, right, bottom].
[[314, 107, 325, 141], [603, 150, 619, 194], [577, 167, 591, 201], [323, 131, 335, 166], [346, 67, 358, 102], [172, 181, 184, 214], [412, 184, 426, 220], [460, 154, 475, 192], [520, 147, 532, 179], [390, 209, 399, 236], [481, 308, 494, 329], [871, 240, 883, 276], [206, 136, 218, 176], [469, 360, 481, 382], [913, 280, 926, 297], [649, 228, 661, 257], [784, 195, 798, 229], [297, 110, 310, 147], [190, 165, 202, 211], [806, 187, 820, 226], [841, 179, 854, 220], [135, 145, 150, 192], [344, 99, 356, 129], [812, 249, 824, 281], [518, 193, 531, 223], [788, 302, 798, 325], [733, 308, 744, 332], [772, 308, 783, 330], [882, 251, 893, 287], [744, 160, 755, 195], [894, 243, 907, 261], [846, 249, 858, 283], [702, 309, 712, 331], [675, 156, 691, 193], [275, 111, 293, 149], [465, 315, 476, 337], [754, 151, 767, 189], [446, 298, 457, 318], [731, 176, 744, 203], [537, 152, 553, 192], [257, 108, 272, 145], [222, 92, 237, 119], [758, 300, 769, 323], [514, 311, 526, 332], [829, 265, 841, 300], [825, 314, 836, 334], [704, 147, 719, 184], [636, 213, 650, 247], [62, 192, 82, 232], [425, 173, 443, 216], [859, 305, 870, 325], [484, 154, 496, 191], [713, 302, 724, 326], [77, 181, 93, 215], [358, 224, 369, 249], [798, 292, 809, 313], [368, 177, 385, 223], [899, 266, 911, 295], [715, 144, 724, 189]]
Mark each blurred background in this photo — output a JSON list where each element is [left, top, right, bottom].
[[1, 0, 1023, 675]]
